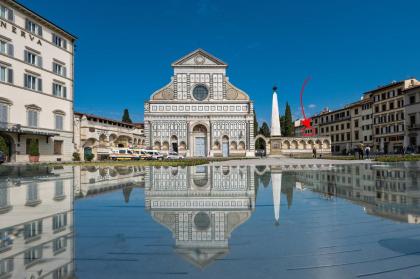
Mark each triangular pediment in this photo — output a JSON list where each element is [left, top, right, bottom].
[[172, 49, 228, 67]]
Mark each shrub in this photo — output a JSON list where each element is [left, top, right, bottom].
[[85, 153, 95, 162], [28, 140, 40, 156], [0, 136, 8, 156], [72, 152, 81, 161]]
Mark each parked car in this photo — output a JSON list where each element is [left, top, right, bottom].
[[255, 149, 265, 157], [144, 150, 164, 160], [166, 152, 184, 160], [0, 151, 5, 164]]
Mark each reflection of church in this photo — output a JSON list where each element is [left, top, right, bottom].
[[144, 165, 256, 268]]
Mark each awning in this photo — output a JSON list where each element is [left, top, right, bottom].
[[0, 123, 59, 137]]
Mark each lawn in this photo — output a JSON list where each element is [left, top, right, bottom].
[[44, 157, 235, 167]]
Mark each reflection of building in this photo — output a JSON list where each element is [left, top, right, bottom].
[[0, 0, 76, 162], [295, 163, 420, 223], [144, 49, 255, 158], [144, 165, 256, 268], [73, 165, 145, 201], [73, 112, 145, 160], [0, 166, 75, 278]]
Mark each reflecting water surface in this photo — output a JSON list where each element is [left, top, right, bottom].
[[1, 162, 420, 278]]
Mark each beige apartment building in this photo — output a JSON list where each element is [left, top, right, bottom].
[[0, 0, 76, 162], [404, 85, 420, 153], [311, 78, 420, 154], [73, 112, 145, 161], [368, 79, 419, 153], [312, 104, 359, 154]]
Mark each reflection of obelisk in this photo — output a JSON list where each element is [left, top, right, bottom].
[[271, 172, 282, 226], [271, 86, 281, 136]]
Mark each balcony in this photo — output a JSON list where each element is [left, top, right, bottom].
[[408, 124, 420, 130]]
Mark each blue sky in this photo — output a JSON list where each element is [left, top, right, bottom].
[[20, 0, 420, 124]]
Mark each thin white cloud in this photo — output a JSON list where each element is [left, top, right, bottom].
[[308, 104, 317, 109]]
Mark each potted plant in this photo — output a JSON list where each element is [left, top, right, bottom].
[[28, 140, 40, 163]]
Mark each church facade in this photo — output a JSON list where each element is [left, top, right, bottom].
[[144, 49, 255, 157]]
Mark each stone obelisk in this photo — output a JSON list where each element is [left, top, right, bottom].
[[271, 86, 281, 136]]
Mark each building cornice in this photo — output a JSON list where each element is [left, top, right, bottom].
[[5, 0, 77, 41]]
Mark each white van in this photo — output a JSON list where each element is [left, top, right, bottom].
[[143, 150, 164, 160], [109, 148, 139, 160]]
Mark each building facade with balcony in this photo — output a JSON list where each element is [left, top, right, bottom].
[[0, 0, 76, 162], [404, 85, 420, 153], [312, 105, 358, 154], [310, 78, 420, 154], [369, 79, 419, 153], [73, 112, 145, 160]]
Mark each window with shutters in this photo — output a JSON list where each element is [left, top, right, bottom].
[[52, 34, 67, 49], [53, 83, 67, 98], [53, 62, 66, 77], [24, 220, 43, 240], [24, 50, 42, 67], [25, 19, 43, 36], [27, 109, 39, 127], [0, 64, 13, 84], [24, 246, 43, 266], [52, 213, 67, 232], [54, 113, 64, 130], [0, 39, 13, 56], [25, 181, 40, 203], [0, 103, 9, 124], [24, 73, 42, 91], [52, 237, 67, 254], [54, 180, 65, 198], [0, 4, 14, 21]]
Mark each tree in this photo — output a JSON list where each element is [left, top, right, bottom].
[[122, 109, 132, 123], [280, 115, 286, 136], [0, 136, 8, 156], [259, 122, 270, 137], [253, 110, 258, 136], [283, 103, 293, 136]]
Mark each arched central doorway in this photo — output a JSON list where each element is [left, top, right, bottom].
[[254, 135, 268, 156], [192, 124, 207, 157], [171, 135, 178, 152]]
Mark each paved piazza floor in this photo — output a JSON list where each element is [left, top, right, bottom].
[[1, 161, 420, 278]]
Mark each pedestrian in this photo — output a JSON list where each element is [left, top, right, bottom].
[[313, 147, 317, 158], [358, 147, 364, 159], [365, 146, 370, 159]]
